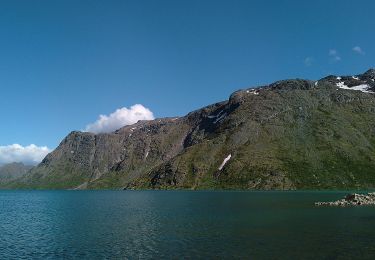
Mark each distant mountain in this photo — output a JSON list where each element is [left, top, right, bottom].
[[8, 68, 375, 190], [0, 162, 33, 185]]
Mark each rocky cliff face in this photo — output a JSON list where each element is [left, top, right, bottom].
[[11, 68, 375, 190]]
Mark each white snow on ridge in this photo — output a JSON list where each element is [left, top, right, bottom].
[[350, 84, 373, 93], [336, 81, 373, 93], [337, 77, 342, 80], [218, 154, 232, 170], [246, 87, 262, 94], [336, 81, 348, 89], [352, 76, 359, 80], [246, 89, 259, 95]]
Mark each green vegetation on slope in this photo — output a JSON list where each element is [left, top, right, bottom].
[[4, 69, 375, 190]]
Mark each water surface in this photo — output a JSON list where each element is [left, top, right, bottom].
[[1, 191, 375, 259]]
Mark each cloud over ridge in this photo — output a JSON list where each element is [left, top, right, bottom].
[[0, 144, 50, 165], [85, 104, 154, 133]]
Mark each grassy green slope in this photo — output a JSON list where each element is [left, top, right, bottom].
[[125, 82, 375, 190]]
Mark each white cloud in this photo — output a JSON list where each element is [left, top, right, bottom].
[[0, 144, 50, 165], [329, 49, 337, 56], [85, 104, 154, 133], [304, 57, 314, 66], [329, 49, 341, 62], [353, 46, 365, 55]]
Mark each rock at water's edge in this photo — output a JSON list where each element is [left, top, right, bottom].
[[315, 192, 375, 207]]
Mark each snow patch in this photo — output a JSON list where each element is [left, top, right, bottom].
[[350, 84, 373, 93], [336, 81, 348, 89], [208, 110, 227, 123], [352, 76, 359, 80], [314, 81, 318, 86], [246, 89, 259, 95], [336, 81, 373, 93], [213, 113, 227, 124], [218, 154, 232, 170], [337, 77, 342, 80]]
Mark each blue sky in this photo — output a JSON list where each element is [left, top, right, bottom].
[[0, 0, 374, 163]]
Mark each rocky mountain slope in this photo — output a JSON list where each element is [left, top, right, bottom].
[[7, 69, 375, 190], [0, 162, 33, 185]]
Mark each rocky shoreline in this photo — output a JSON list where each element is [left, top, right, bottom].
[[315, 192, 375, 206]]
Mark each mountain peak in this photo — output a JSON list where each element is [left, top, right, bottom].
[[363, 68, 375, 76], [6, 69, 375, 190]]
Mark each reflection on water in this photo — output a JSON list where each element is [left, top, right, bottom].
[[0, 190, 375, 259]]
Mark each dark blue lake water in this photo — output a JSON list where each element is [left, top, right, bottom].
[[0, 190, 374, 259]]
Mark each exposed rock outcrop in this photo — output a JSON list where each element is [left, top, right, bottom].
[[315, 193, 375, 206]]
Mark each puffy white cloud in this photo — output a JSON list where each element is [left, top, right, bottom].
[[352, 46, 365, 55], [85, 104, 154, 133], [329, 49, 341, 62], [0, 144, 51, 165]]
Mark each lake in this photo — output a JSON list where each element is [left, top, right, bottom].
[[0, 190, 374, 259]]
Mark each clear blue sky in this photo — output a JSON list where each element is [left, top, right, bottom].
[[0, 0, 374, 150]]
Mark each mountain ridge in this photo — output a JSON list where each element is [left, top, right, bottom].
[[0, 162, 33, 185], [5, 68, 375, 190]]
